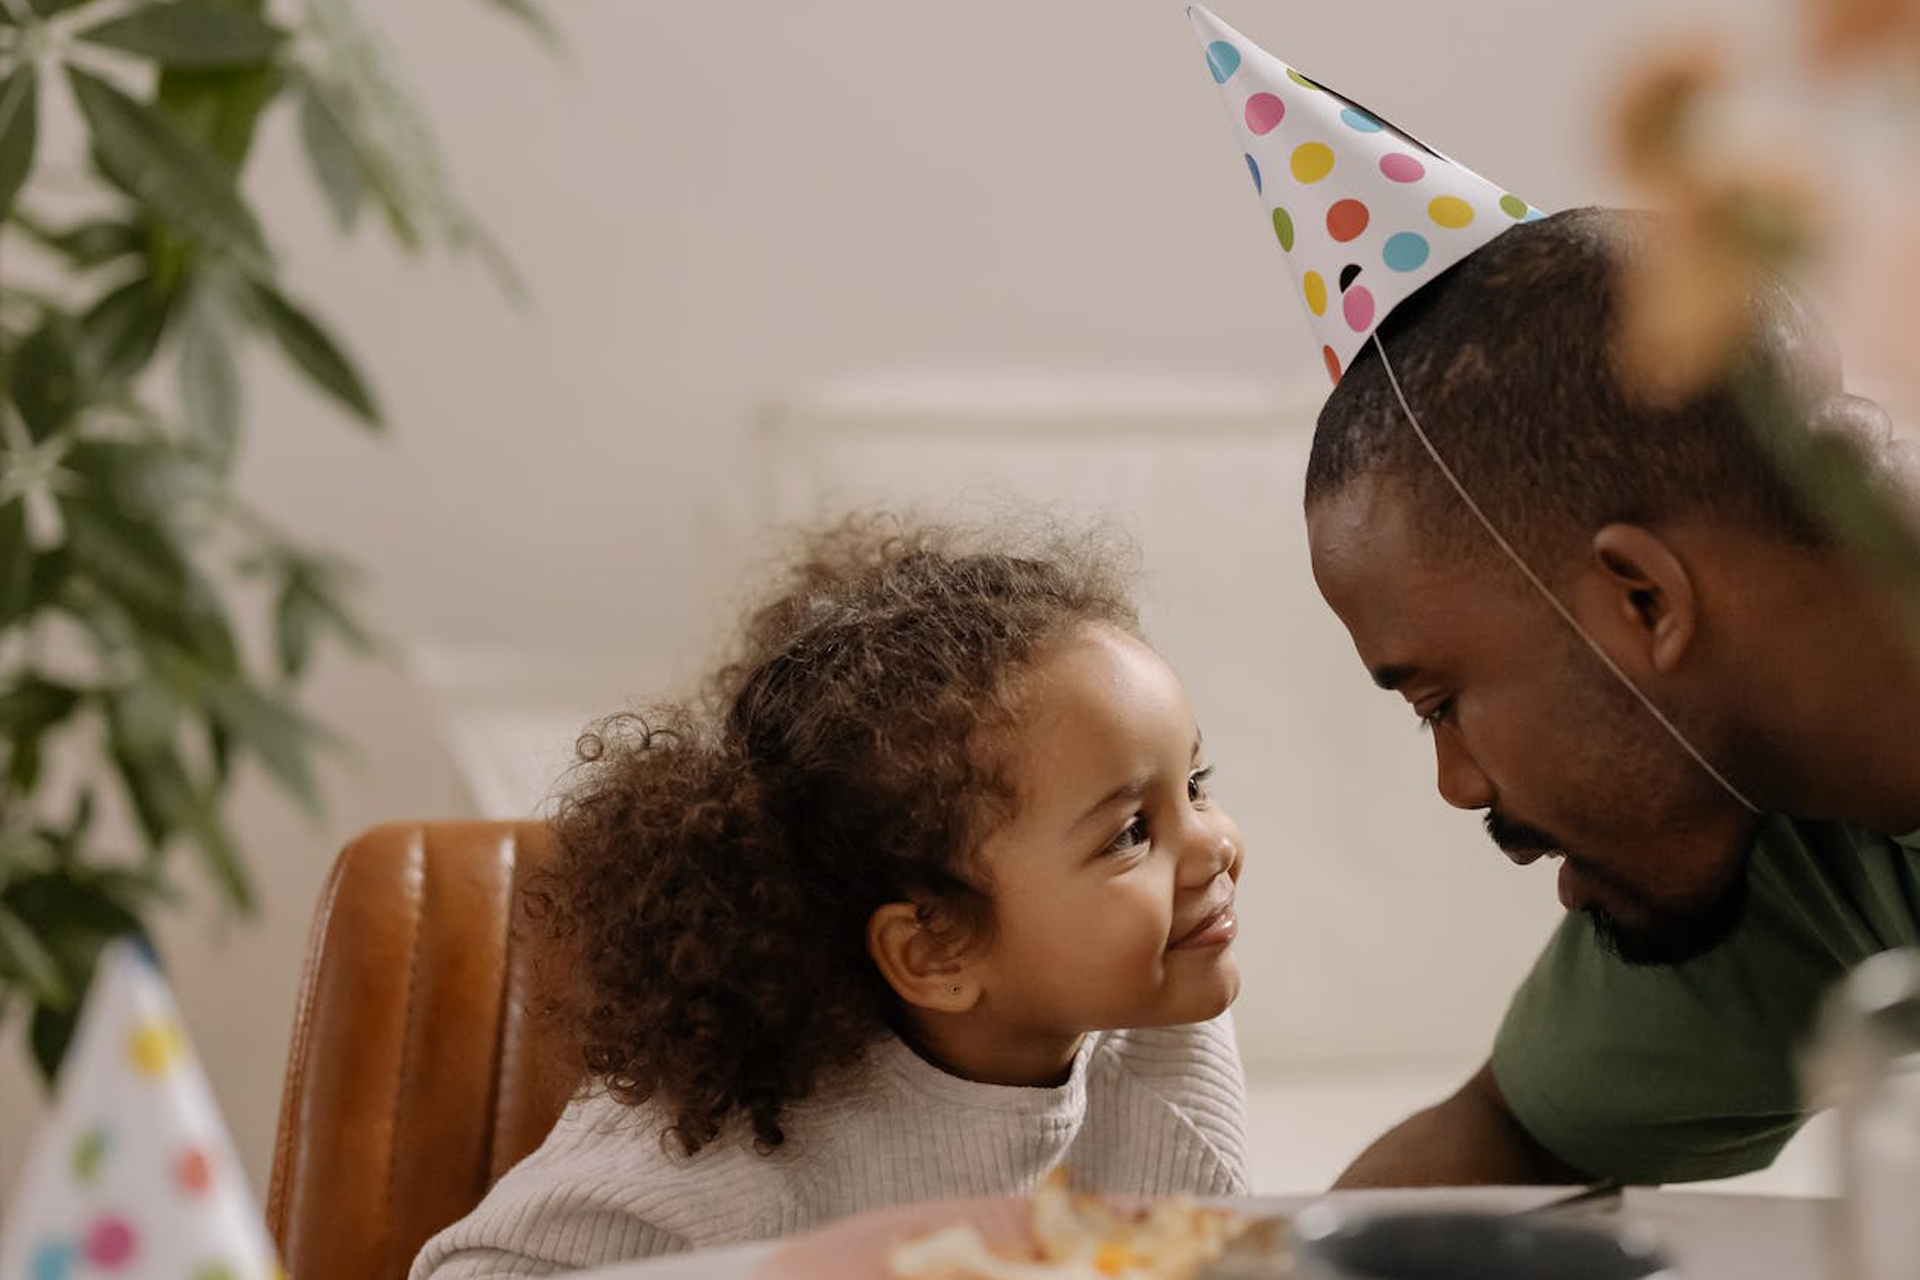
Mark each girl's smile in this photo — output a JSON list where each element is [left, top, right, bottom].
[[1169, 896, 1238, 950]]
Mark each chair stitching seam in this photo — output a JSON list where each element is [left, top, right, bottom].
[[485, 827, 520, 1178], [266, 842, 351, 1240], [377, 827, 431, 1279]]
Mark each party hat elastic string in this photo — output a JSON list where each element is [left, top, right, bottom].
[[1370, 332, 1762, 815]]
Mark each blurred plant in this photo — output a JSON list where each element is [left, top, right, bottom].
[[1609, 5, 1920, 645], [0, 0, 549, 1082]]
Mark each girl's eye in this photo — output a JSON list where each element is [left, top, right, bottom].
[[1103, 816, 1149, 855], [1416, 699, 1453, 734], [1188, 765, 1215, 804]]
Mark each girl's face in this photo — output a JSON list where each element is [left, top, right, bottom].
[[962, 623, 1244, 1056]]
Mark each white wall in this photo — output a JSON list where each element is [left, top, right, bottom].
[[2, 0, 1772, 1201]]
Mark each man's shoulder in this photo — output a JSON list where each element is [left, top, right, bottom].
[[1753, 812, 1917, 858], [1748, 813, 1920, 946]]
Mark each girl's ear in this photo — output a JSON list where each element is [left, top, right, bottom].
[[867, 901, 979, 1013]]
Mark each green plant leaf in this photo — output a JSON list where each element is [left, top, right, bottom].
[[184, 805, 251, 910], [5, 873, 152, 975], [177, 286, 240, 470], [109, 676, 178, 757], [0, 826, 50, 875], [473, 0, 561, 52], [109, 732, 196, 848], [6, 869, 156, 1081], [202, 675, 321, 811], [66, 64, 270, 272], [156, 60, 282, 173], [0, 674, 83, 740], [0, 63, 37, 223], [7, 313, 82, 442], [41, 218, 145, 269], [26, 0, 96, 15], [271, 557, 374, 678], [77, 3, 284, 68], [78, 273, 177, 386], [7, 738, 42, 792], [25, 542, 71, 613], [273, 570, 322, 678], [0, 672, 81, 798], [0, 902, 69, 1006], [301, 0, 526, 296], [0, 501, 32, 630], [295, 76, 361, 232], [247, 281, 380, 426], [206, 712, 231, 782], [99, 670, 264, 909], [64, 439, 209, 519], [63, 494, 240, 672], [57, 787, 98, 852], [29, 1001, 76, 1083]]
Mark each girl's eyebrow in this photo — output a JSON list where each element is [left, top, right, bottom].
[[1072, 778, 1150, 831], [1070, 734, 1206, 830]]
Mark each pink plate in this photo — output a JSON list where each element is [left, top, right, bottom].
[[751, 1195, 1038, 1280]]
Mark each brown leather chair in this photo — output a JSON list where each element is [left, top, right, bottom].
[[268, 821, 581, 1280]]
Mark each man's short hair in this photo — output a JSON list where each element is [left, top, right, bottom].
[[1304, 206, 1833, 565]]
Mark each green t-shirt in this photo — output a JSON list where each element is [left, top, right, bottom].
[[1492, 815, 1920, 1184]]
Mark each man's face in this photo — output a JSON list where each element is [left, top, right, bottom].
[[1307, 474, 1756, 964]]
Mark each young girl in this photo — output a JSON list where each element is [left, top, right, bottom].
[[411, 519, 1249, 1276]]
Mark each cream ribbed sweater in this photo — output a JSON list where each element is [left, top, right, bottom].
[[409, 1016, 1248, 1278]]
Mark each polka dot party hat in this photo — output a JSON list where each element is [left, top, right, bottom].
[[0, 942, 282, 1280], [1189, 5, 1545, 384]]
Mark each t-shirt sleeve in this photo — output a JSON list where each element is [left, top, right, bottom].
[[1491, 898, 1827, 1184]]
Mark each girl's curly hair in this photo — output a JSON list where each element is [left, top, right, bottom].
[[537, 516, 1136, 1157]]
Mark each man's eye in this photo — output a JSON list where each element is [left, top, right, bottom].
[[1416, 699, 1452, 733], [1104, 816, 1149, 855], [1188, 765, 1215, 804]]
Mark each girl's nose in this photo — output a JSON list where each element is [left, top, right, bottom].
[[1182, 819, 1240, 884]]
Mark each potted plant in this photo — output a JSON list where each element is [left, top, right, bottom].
[[0, 0, 550, 1081]]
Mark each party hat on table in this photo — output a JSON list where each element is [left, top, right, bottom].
[[0, 941, 282, 1280], [1187, 5, 1546, 385]]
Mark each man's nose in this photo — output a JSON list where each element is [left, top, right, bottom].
[[1434, 726, 1495, 811]]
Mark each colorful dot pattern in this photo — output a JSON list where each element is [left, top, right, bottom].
[[1189, 4, 1547, 382], [1, 944, 284, 1280]]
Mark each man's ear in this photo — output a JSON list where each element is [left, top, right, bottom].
[[867, 901, 979, 1013], [1585, 524, 1697, 674]]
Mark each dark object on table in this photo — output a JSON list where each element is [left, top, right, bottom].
[[1289, 1205, 1672, 1280]]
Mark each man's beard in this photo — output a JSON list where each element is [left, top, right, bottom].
[[1483, 810, 1751, 966], [1586, 872, 1749, 966]]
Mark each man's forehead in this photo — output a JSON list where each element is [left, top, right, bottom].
[[1307, 474, 1433, 594], [1306, 475, 1509, 674]]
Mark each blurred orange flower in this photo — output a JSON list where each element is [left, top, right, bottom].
[[1801, 0, 1920, 66], [1610, 45, 1824, 403]]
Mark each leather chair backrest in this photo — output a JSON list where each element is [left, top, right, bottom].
[[267, 821, 580, 1280]]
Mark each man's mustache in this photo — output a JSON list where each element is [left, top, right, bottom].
[[1483, 810, 1565, 859]]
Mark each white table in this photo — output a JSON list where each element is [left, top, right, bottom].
[[570, 1187, 1836, 1280]]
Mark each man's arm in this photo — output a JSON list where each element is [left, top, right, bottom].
[[1334, 1062, 1590, 1188]]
